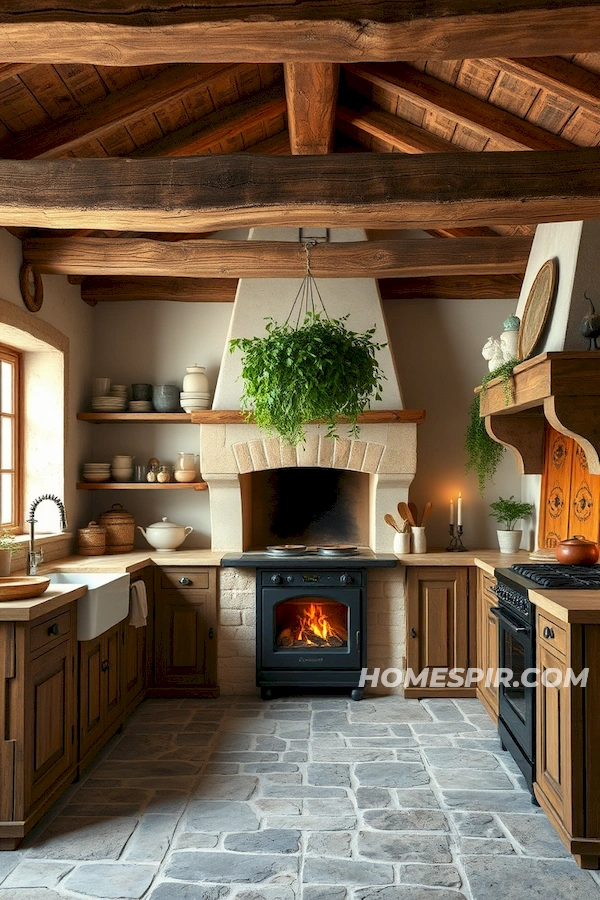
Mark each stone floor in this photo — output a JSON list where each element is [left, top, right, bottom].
[[2, 695, 600, 899]]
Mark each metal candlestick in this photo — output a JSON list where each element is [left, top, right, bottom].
[[446, 524, 467, 552]]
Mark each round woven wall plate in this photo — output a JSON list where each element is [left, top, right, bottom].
[[517, 258, 558, 361]]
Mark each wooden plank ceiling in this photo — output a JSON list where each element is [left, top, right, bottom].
[[1, 8, 600, 303]]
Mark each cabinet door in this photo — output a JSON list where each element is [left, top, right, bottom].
[[477, 571, 499, 721], [155, 590, 214, 686], [537, 643, 571, 826], [79, 635, 104, 759], [26, 641, 76, 811], [122, 619, 146, 712], [104, 624, 122, 729], [406, 567, 469, 693]]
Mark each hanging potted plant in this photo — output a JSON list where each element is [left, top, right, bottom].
[[465, 358, 518, 493], [489, 495, 534, 553], [230, 242, 386, 445]]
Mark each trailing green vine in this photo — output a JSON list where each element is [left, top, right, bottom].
[[466, 358, 518, 494], [230, 312, 386, 446]]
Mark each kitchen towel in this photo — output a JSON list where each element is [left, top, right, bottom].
[[129, 579, 148, 628]]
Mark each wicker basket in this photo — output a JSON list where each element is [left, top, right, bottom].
[[77, 520, 106, 556], [97, 503, 135, 554]]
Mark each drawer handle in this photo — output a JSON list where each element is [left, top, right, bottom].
[[543, 625, 555, 640], [410, 627, 417, 638], [101, 659, 110, 672], [48, 623, 61, 636], [208, 627, 214, 639], [179, 577, 192, 586]]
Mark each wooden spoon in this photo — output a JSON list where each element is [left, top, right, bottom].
[[384, 513, 402, 533], [398, 502, 415, 527], [420, 501, 433, 527], [408, 502, 419, 527]]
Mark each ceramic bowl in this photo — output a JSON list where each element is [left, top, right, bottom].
[[153, 384, 181, 412], [84, 472, 111, 482]]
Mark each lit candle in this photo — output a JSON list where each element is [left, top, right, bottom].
[[457, 493, 462, 527], [450, 498, 454, 526]]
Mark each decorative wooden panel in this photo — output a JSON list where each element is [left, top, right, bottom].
[[539, 424, 600, 547], [537, 643, 570, 826]]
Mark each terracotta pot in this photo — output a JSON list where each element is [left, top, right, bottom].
[[554, 536, 599, 566]]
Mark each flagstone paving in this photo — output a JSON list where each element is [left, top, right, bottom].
[[3, 695, 599, 899]]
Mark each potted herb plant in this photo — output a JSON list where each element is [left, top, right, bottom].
[[0, 528, 17, 576], [489, 495, 534, 553], [230, 312, 385, 445]]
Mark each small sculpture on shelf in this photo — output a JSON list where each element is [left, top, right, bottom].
[[481, 315, 520, 371], [581, 292, 600, 350]]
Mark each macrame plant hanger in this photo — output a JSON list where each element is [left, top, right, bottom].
[[284, 239, 330, 328]]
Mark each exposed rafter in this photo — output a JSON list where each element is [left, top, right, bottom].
[[336, 103, 463, 155], [380, 274, 523, 301], [0, 2, 599, 64], [3, 151, 600, 232], [495, 56, 600, 114], [285, 63, 339, 154]]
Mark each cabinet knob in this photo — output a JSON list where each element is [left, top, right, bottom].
[[48, 623, 60, 636], [179, 577, 192, 586], [208, 627, 214, 639], [101, 659, 110, 672], [410, 627, 417, 638], [543, 625, 555, 640]]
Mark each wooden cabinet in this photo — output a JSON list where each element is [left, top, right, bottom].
[[0, 604, 78, 849], [79, 622, 123, 768], [476, 569, 499, 722], [405, 566, 474, 697], [152, 567, 218, 697], [121, 570, 152, 713], [534, 609, 600, 869]]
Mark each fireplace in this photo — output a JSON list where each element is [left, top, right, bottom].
[[255, 566, 367, 700]]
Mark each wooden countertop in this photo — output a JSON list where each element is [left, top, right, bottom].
[[395, 550, 530, 570], [37, 549, 224, 575], [0, 583, 86, 621]]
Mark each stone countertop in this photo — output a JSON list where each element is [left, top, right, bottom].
[[0, 583, 86, 622]]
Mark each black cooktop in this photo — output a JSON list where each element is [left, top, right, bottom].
[[509, 563, 600, 589], [221, 549, 397, 568]]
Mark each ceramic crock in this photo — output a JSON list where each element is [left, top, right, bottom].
[[137, 517, 193, 551], [554, 536, 599, 566], [182, 365, 209, 393]]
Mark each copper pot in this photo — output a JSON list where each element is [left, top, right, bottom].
[[554, 536, 599, 566]]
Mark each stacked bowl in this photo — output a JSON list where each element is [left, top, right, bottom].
[[111, 455, 134, 482], [92, 395, 127, 413], [180, 391, 210, 413], [83, 463, 111, 483], [129, 400, 153, 413]]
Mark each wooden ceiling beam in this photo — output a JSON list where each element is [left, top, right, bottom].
[[80, 276, 238, 304], [23, 235, 532, 279], [347, 62, 575, 151], [4, 151, 600, 232], [135, 83, 286, 157], [245, 130, 291, 155], [0, 63, 238, 160], [336, 103, 463, 155], [379, 274, 523, 301], [495, 56, 600, 114], [284, 63, 339, 154], [0, 3, 600, 64]]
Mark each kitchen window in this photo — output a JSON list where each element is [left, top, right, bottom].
[[0, 344, 22, 531]]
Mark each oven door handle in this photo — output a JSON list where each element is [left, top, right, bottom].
[[489, 606, 530, 636]]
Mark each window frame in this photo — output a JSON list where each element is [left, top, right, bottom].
[[0, 344, 23, 533]]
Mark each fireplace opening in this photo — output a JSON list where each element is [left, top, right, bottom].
[[241, 467, 370, 549], [275, 598, 349, 649]]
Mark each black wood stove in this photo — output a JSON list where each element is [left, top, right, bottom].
[[222, 546, 396, 700]]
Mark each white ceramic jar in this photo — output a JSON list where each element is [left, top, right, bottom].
[[137, 516, 193, 551], [182, 365, 209, 393]]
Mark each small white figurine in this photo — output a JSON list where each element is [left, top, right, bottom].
[[482, 336, 505, 372]]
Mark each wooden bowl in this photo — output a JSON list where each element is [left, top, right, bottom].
[[0, 577, 51, 601]]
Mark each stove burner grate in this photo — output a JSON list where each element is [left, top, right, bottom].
[[510, 563, 600, 589]]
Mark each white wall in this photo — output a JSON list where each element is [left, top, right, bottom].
[[383, 296, 523, 550], [90, 300, 233, 548], [0, 229, 93, 535]]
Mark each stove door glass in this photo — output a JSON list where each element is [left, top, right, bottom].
[[275, 597, 349, 650], [503, 629, 527, 723]]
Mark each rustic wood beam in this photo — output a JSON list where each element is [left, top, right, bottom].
[[495, 57, 600, 114], [22, 236, 533, 279], [379, 274, 523, 301], [0, 3, 600, 64], [135, 83, 286, 157], [284, 63, 339, 154], [80, 276, 238, 304], [4, 151, 600, 232], [245, 131, 290, 155], [0, 63, 38, 80], [336, 103, 462, 155], [347, 63, 575, 152], [0, 64, 237, 160]]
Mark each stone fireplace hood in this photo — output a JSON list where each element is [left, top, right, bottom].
[[198, 227, 424, 553]]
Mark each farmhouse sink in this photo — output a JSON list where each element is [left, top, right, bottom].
[[48, 572, 130, 641]]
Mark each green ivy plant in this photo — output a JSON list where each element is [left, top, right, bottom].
[[489, 495, 534, 531], [230, 312, 386, 445], [0, 528, 17, 553], [465, 358, 518, 494]]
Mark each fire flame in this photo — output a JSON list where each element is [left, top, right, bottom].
[[296, 603, 334, 644]]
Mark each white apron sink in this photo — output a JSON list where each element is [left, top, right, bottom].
[[48, 572, 130, 640]]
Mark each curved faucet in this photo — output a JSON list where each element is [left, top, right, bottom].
[[27, 494, 68, 575]]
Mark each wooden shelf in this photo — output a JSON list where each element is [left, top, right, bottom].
[[77, 413, 193, 423], [190, 409, 426, 424], [77, 482, 208, 491], [477, 352, 600, 476]]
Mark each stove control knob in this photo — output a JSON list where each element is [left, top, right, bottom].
[[286, 575, 295, 583], [270, 574, 282, 584], [340, 573, 354, 585]]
